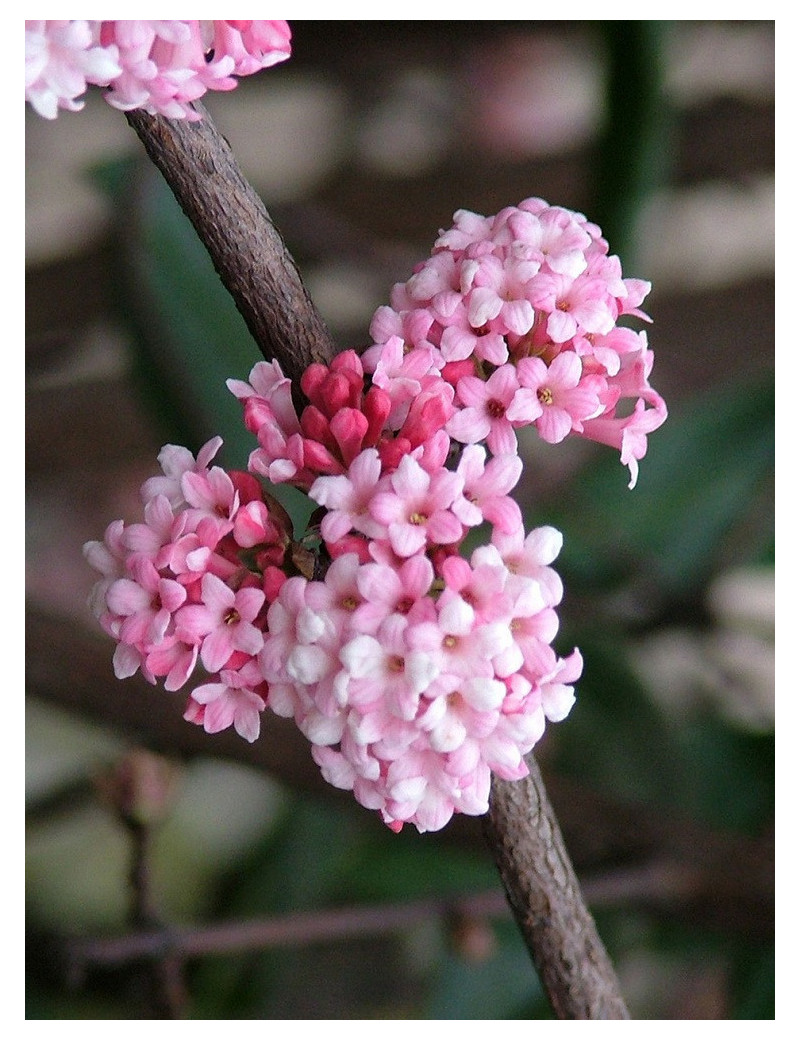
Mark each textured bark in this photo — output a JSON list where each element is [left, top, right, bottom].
[[123, 100, 630, 1019], [125, 104, 338, 386], [485, 759, 630, 1018]]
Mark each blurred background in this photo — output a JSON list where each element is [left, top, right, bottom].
[[26, 21, 774, 1019]]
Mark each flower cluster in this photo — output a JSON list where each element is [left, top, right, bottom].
[[84, 437, 291, 743], [25, 20, 291, 120], [367, 197, 668, 488], [85, 199, 666, 832]]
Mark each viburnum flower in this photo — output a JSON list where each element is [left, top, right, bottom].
[[175, 572, 266, 673], [25, 20, 122, 119], [26, 20, 291, 120], [367, 454, 464, 558], [84, 197, 668, 834], [185, 658, 268, 743], [452, 444, 523, 533], [369, 196, 667, 486], [446, 364, 541, 456], [513, 352, 604, 444]]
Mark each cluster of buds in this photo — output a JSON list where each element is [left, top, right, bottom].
[[25, 20, 291, 120], [85, 199, 666, 832]]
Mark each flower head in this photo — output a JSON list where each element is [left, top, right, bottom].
[[26, 20, 291, 120]]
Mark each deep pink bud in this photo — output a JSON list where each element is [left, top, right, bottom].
[[300, 363, 329, 404], [302, 439, 345, 475], [330, 349, 364, 378], [363, 386, 393, 446], [301, 405, 336, 449], [377, 436, 413, 473], [229, 470, 266, 505], [330, 408, 369, 465]]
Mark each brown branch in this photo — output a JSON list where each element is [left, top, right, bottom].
[[484, 760, 630, 1019], [121, 103, 629, 1018], [66, 888, 508, 977], [125, 102, 338, 387]]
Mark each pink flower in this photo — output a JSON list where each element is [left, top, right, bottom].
[[447, 364, 541, 456], [580, 347, 668, 488], [27, 21, 291, 121], [181, 465, 239, 540], [141, 437, 223, 508], [477, 524, 565, 608], [339, 615, 440, 721], [185, 659, 267, 742], [505, 204, 593, 278], [538, 648, 583, 722], [106, 556, 187, 650], [369, 454, 464, 557], [514, 352, 604, 443], [309, 449, 386, 545], [176, 572, 265, 673], [352, 551, 436, 634], [418, 677, 506, 754], [429, 297, 510, 366], [529, 271, 616, 344], [25, 20, 121, 119], [406, 604, 511, 687], [438, 553, 513, 626], [460, 253, 539, 336], [206, 21, 292, 76], [452, 445, 523, 533]]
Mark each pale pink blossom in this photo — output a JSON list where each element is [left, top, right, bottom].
[[436, 301, 510, 366], [538, 648, 583, 722], [460, 253, 539, 335], [27, 20, 291, 121], [25, 20, 121, 119], [478, 524, 565, 608], [185, 659, 267, 742], [369, 454, 463, 557], [452, 445, 523, 533], [176, 572, 265, 673], [181, 465, 239, 540], [339, 614, 440, 721], [141, 437, 223, 508], [447, 364, 541, 456], [513, 352, 604, 443], [309, 449, 386, 545], [505, 205, 593, 278], [352, 552, 436, 634], [106, 556, 187, 649], [529, 271, 616, 344]]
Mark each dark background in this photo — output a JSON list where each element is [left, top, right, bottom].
[[26, 21, 774, 1019]]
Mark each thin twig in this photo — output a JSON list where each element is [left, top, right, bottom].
[[122, 103, 630, 1019], [67, 889, 507, 972]]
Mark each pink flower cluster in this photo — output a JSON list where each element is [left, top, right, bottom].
[[84, 437, 290, 743], [85, 199, 666, 833], [367, 197, 667, 488], [25, 20, 291, 120]]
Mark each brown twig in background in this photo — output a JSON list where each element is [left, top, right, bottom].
[[122, 103, 630, 1019], [67, 888, 508, 973], [97, 751, 189, 1018]]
